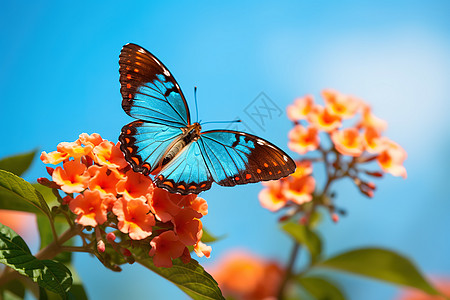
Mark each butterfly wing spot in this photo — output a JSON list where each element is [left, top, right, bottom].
[[269, 171, 273, 175], [235, 176, 240, 181], [246, 174, 252, 179], [127, 83, 131, 89], [178, 185, 186, 190], [201, 183, 206, 188], [127, 74, 132, 80], [189, 185, 197, 190], [163, 181, 174, 188], [273, 161, 278, 166], [257, 169, 262, 174], [277, 170, 281, 174], [134, 68, 139, 73], [131, 157, 140, 165], [264, 163, 269, 168]]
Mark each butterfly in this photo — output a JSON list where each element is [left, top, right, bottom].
[[118, 43, 296, 195]]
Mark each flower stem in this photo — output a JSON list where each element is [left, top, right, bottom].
[[277, 241, 301, 299]]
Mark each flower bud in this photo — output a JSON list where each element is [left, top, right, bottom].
[[97, 240, 105, 253], [46, 167, 54, 176], [37, 177, 60, 189], [106, 232, 116, 242], [331, 213, 339, 223]]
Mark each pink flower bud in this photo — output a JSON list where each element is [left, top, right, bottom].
[[62, 196, 73, 205], [332, 213, 339, 223], [106, 232, 116, 242], [97, 240, 105, 253], [365, 170, 383, 178], [37, 177, 60, 189], [121, 248, 131, 257], [46, 167, 54, 176]]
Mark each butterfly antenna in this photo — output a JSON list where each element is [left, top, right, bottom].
[[201, 119, 242, 125], [194, 86, 199, 123]]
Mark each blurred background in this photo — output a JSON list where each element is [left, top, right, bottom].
[[1, 0, 449, 299]]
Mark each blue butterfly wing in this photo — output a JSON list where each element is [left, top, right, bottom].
[[119, 43, 190, 127], [119, 121, 183, 175], [119, 44, 191, 175], [154, 141, 213, 195], [198, 130, 296, 186]]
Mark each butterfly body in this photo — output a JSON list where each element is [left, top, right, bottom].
[[119, 43, 295, 195]]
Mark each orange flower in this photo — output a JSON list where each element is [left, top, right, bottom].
[[112, 198, 155, 240], [291, 160, 313, 178], [211, 250, 283, 300], [148, 188, 183, 222], [57, 140, 93, 159], [190, 197, 208, 216], [69, 190, 110, 227], [172, 208, 203, 246], [284, 175, 315, 205], [331, 127, 364, 157], [40, 150, 70, 165], [363, 126, 386, 154], [52, 160, 90, 193], [194, 239, 212, 258], [286, 95, 314, 122], [308, 104, 342, 132], [322, 89, 360, 119], [258, 180, 288, 212], [92, 141, 128, 170], [78, 133, 103, 147], [359, 105, 388, 132], [288, 125, 319, 154], [88, 165, 123, 197], [377, 139, 407, 178], [149, 231, 187, 268], [116, 170, 154, 202]]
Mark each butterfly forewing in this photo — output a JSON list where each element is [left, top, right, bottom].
[[119, 43, 190, 127], [198, 130, 295, 186]]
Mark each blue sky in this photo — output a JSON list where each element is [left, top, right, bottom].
[[1, 1, 450, 299]]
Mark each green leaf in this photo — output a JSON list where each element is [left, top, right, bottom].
[[0, 223, 72, 299], [201, 227, 224, 244], [317, 247, 438, 295], [0, 150, 37, 177], [297, 276, 346, 300], [0, 170, 52, 218], [138, 257, 224, 300], [281, 222, 322, 263]]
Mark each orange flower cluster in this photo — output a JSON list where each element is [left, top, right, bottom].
[[259, 89, 407, 221], [40, 133, 211, 268], [211, 250, 284, 300], [259, 160, 315, 212], [287, 89, 407, 178]]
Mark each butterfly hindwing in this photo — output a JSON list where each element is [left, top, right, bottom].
[[154, 141, 213, 195], [119, 43, 190, 127], [119, 121, 183, 175], [198, 130, 296, 186]]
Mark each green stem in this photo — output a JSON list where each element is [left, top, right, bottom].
[[277, 241, 301, 299]]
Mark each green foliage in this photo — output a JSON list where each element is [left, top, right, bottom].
[[201, 227, 224, 244], [317, 247, 438, 295], [0, 223, 72, 299], [296, 276, 346, 300], [137, 256, 224, 300], [0, 150, 37, 177], [281, 222, 322, 263], [0, 170, 52, 219]]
